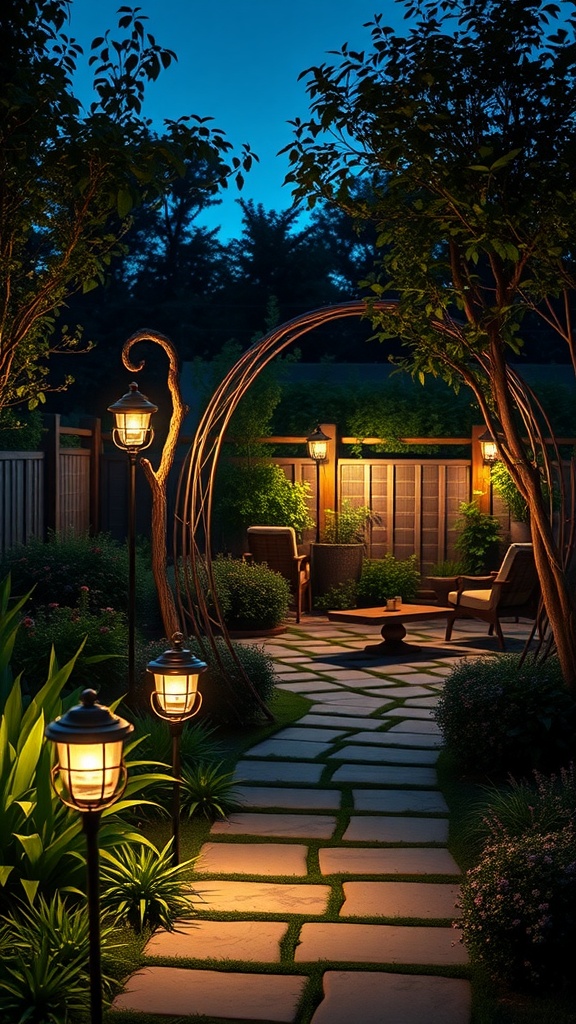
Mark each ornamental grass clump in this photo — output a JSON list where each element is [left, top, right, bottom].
[[458, 827, 576, 991], [0, 893, 118, 1022], [435, 654, 576, 776], [100, 841, 197, 932], [180, 762, 242, 821]]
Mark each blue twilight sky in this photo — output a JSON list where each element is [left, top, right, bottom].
[[68, 0, 410, 240]]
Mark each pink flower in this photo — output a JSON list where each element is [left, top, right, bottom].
[[48, 602, 59, 609], [22, 617, 34, 628], [80, 585, 89, 592], [99, 626, 110, 634]]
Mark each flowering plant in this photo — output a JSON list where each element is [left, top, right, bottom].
[[458, 826, 576, 990], [13, 589, 128, 698]]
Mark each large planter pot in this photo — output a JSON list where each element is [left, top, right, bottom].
[[510, 519, 531, 543], [311, 542, 364, 600]]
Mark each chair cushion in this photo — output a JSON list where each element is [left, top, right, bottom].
[[494, 543, 533, 583], [448, 589, 494, 610]]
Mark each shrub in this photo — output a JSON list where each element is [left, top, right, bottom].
[[0, 408, 43, 450], [138, 634, 277, 726], [209, 556, 290, 630], [12, 589, 129, 700], [435, 654, 576, 776], [314, 579, 358, 612], [490, 461, 530, 523], [458, 827, 576, 990], [0, 531, 155, 624], [214, 461, 314, 542], [356, 554, 420, 605]]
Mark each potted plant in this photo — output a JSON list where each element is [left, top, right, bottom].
[[490, 462, 531, 542], [454, 500, 502, 574], [311, 500, 375, 600]]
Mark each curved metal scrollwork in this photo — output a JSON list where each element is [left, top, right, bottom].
[[173, 300, 574, 718]]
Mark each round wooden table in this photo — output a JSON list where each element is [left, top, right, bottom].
[[327, 603, 453, 655]]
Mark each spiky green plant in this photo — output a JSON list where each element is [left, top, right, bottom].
[[180, 761, 242, 821], [0, 893, 117, 1023], [127, 711, 224, 769], [100, 841, 197, 932]]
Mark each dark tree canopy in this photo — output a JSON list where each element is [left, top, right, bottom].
[[0, 0, 254, 411], [283, 0, 576, 687]]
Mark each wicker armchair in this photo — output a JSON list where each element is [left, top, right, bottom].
[[444, 542, 539, 650], [246, 526, 312, 623]]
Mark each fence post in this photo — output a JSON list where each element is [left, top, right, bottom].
[[318, 423, 337, 537], [471, 424, 492, 513], [81, 415, 101, 535], [42, 413, 60, 536]]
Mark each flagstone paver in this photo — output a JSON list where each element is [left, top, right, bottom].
[[112, 967, 308, 1022], [146, 920, 289, 961], [210, 812, 337, 839], [388, 719, 442, 734], [195, 842, 309, 876], [272, 726, 348, 741], [329, 744, 439, 765], [235, 785, 341, 809], [298, 713, 384, 729], [340, 881, 460, 919], [243, 738, 334, 759], [294, 922, 468, 964], [193, 880, 331, 914], [319, 846, 461, 875], [276, 680, 342, 693], [310, 971, 472, 1024], [385, 706, 437, 719], [234, 760, 324, 783], [349, 729, 442, 748], [352, 788, 449, 813], [331, 763, 438, 785], [343, 815, 449, 844]]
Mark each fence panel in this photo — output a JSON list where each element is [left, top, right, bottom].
[[59, 450, 92, 535], [0, 452, 44, 555], [339, 458, 471, 568]]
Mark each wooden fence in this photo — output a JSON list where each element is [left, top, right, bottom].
[[1, 415, 559, 567]]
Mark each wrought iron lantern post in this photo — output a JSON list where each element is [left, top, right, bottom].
[[108, 382, 158, 698], [306, 424, 331, 543], [45, 690, 133, 1024], [147, 632, 207, 865]]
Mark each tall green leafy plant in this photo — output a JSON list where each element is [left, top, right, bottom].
[[0, 576, 171, 905], [454, 501, 502, 574]]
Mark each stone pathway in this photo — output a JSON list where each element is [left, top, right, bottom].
[[112, 617, 530, 1022]]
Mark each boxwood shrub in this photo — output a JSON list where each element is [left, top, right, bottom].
[[435, 654, 576, 776]]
